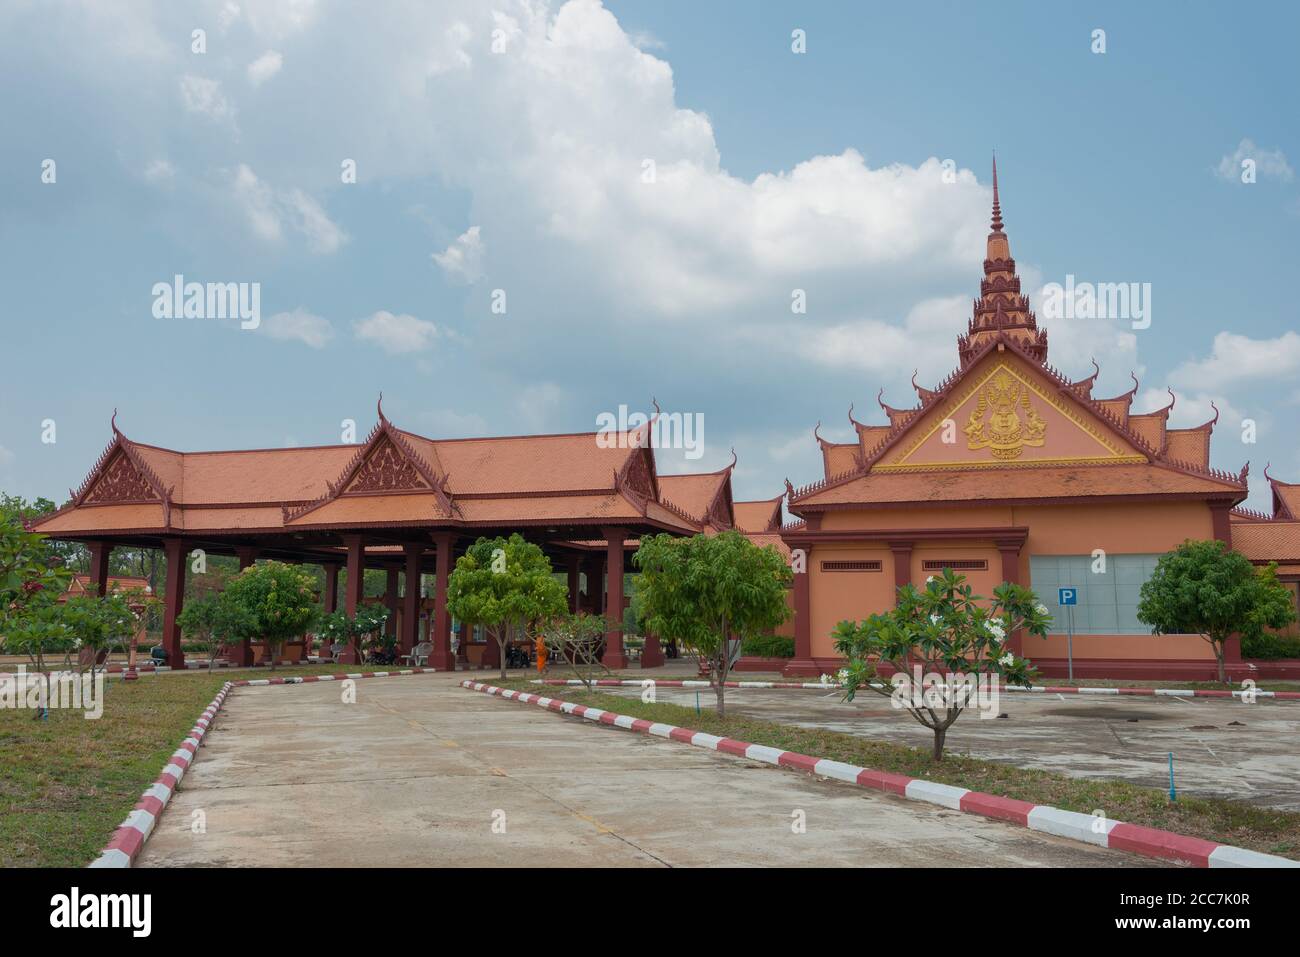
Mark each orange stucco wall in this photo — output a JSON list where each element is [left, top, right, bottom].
[[804, 499, 1218, 660]]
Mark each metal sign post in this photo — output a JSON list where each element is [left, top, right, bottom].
[[1058, 587, 1078, 682]]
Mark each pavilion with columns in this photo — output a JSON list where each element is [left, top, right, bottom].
[[31, 402, 776, 671]]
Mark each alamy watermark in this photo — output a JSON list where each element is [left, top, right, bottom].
[[1040, 274, 1151, 330], [152, 274, 261, 330], [596, 404, 704, 460], [889, 666, 1002, 719], [0, 666, 104, 719]]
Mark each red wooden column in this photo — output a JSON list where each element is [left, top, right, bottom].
[[230, 547, 259, 665], [997, 539, 1024, 656], [889, 541, 913, 604], [340, 534, 364, 664], [457, 621, 470, 665], [566, 555, 581, 613], [401, 545, 422, 657], [385, 566, 400, 640], [323, 563, 340, 612], [87, 541, 112, 597], [320, 562, 340, 661], [600, 527, 628, 668], [787, 545, 816, 676], [161, 538, 187, 670], [429, 532, 456, 670]]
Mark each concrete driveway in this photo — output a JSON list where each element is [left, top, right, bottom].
[[600, 683, 1300, 810], [136, 673, 1152, 867]]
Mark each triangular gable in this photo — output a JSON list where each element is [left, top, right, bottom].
[[79, 445, 166, 505], [873, 352, 1148, 472], [341, 434, 433, 494], [285, 417, 453, 523]]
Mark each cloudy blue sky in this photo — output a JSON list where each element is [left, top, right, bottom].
[[1, 0, 1297, 511]]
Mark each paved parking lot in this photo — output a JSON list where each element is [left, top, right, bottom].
[[600, 683, 1300, 810], [136, 674, 1152, 867]]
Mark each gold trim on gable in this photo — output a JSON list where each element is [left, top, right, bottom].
[[878, 360, 1143, 470]]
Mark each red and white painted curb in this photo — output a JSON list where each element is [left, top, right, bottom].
[[88, 668, 440, 868], [89, 681, 235, 868], [532, 678, 1300, 700], [231, 667, 436, 687], [469, 680, 1299, 869]]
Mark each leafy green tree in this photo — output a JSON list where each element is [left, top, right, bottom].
[[1138, 539, 1297, 683], [634, 531, 792, 716], [448, 534, 567, 679], [1, 502, 70, 620], [833, 568, 1051, 761], [4, 602, 73, 673], [178, 593, 250, 671], [218, 561, 319, 671]]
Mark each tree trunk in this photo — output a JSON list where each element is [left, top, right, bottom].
[[498, 636, 508, 681], [1215, 641, 1226, 685], [714, 678, 725, 718], [931, 726, 946, 762]]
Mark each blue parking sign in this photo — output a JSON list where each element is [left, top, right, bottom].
[[1058, 587, 1077, 606]]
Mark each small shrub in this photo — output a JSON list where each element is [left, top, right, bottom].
[[1242, 631, 1300, 660], [741, 634, 795, 657]]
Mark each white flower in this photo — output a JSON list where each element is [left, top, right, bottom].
[[985, 620, 1006, 640], [929, 614, 942, 626], [926, 575, 936, 584], [837, 668, 849, 683], [998, 652, 1015, 667], [1035, 603, 1049, 615]]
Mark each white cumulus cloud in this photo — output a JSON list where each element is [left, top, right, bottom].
[[353, 311, 442, 354], [260, 308, 334, 349]]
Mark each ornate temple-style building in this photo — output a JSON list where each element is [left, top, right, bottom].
[[30, 401, 774, 671], [779, 162, 1298, 679], [30, 162, 1299, 679]]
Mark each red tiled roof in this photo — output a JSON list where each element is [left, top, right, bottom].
[[795, 462, 1246, 508], [733, 497, 783, 534], [1233, 522, 1300, 563], [658, 472, 727, 524]]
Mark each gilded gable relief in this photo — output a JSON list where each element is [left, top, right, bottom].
[[84, 452, 157, 503], [963, 369, 1047, 460], [348, 439, 430, 493], [874, 360, 1146, 471]]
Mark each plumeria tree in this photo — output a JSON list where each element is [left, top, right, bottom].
[[832, 568, 1051, 761], [536, 612, 610, 689], [1138, 539, 1296, 683], [59, 591, 140, 676], [319, 604, 391, 663], [633, 531, 792, 716], [218, 561, 319, 671], [448, 534, 567, 680]]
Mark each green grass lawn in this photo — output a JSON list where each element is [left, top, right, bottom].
[[0, 664, 372, 868], [493, 677, 1300, 860]]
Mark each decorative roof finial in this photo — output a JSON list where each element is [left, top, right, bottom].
[[991, 152, 1004, 233], [813, 420, 824, 445], [110, 408, 120, 436], [1263, 461, 1273, 482], [377, 392, 387, 424], [876, 387, 887, 413], [726, 447, 737, 470]]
